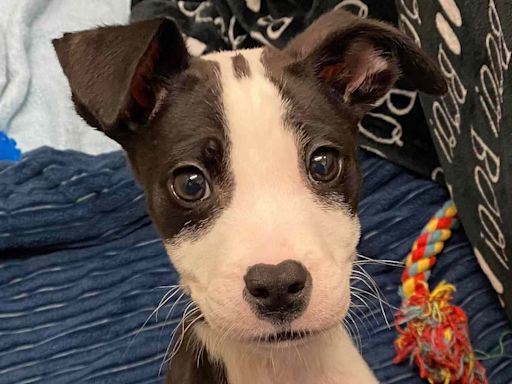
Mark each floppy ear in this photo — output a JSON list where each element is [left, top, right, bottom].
[[282, 9, 446, 112], [53, 18, 189, 144]]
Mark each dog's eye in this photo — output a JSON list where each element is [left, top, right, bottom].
[[170, 166, 211, 203], [308, 147, 342, 182]]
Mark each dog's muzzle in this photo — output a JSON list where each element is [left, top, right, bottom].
[[243, 260, 312, 323]]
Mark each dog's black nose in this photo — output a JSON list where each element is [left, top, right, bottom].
[[244, 260, 312, 322]]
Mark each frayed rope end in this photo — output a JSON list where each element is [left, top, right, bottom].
[[394, 281, 487, 384]]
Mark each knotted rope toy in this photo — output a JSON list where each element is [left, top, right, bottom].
[[393, 201, 488, 383]]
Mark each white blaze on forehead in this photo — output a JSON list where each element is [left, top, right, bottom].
[[206, 49, 309, 226], [208, 49, 300, 189]]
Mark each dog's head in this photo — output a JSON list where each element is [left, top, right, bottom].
[[53, 10, 445, 346]]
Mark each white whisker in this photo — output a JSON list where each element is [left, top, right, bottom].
[[347, 305, 371, 338], [124, 285, 181, 356], [161, 301, 203, 375], [352, 264, 395, 328], [355, 254, 404, 267]]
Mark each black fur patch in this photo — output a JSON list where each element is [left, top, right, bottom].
[[130, 59, 233, 242], [262, 49, 362, 213], [166, 321, 227, 384], [231, 53, 251, 79]]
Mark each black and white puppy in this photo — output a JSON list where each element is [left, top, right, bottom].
[[53, 9, 446, 384]]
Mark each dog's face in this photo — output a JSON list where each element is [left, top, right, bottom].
[[53, 10, 445, 346], [156, 47, 364, 339]]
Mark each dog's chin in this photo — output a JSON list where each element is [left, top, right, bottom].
[[244, 327, 333, 349], [201, 322, 340, 352]]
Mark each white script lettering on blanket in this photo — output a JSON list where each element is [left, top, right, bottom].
[[178, 1, 227, 44], [249, 15, 293, 46], [471, 127, 508, 270], [398, 0, 421, 46], [430, 44, 467, 164], [471, 0, 510, 271], [477, 0, 511, 139], [358, 89, 417, 147], [334, 0, 368, 18], [400, 0, 467, 164], [245, 0, 261, 13]]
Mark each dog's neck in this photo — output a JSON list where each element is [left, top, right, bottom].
[[194, 325, 378, 384]]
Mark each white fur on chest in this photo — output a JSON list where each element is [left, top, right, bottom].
[[196, 325, 378, 384]]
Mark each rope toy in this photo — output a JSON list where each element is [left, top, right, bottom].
[[393, 201, 488, 384]]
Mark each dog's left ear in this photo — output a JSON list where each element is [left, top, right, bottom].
[[279, 9, 446, 114], [53, 18, 189, 145]]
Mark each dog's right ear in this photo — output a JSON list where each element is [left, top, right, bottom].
[[53, 18, 189, 144]]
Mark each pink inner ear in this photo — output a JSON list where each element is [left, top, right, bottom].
[[129, 39, 161, 119], [319, 41, 390, 103]]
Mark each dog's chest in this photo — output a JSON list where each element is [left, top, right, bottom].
[[208, 329, 379, 384], [225, 362, 340, 384], [223, 351, 377, 384]]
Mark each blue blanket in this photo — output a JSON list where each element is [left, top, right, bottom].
[[0, 148, 510, 384]]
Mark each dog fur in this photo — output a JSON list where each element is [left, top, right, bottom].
[[53, 9, 446, 384]]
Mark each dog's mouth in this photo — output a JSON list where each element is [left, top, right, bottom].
[[252, 329, 319, 344]]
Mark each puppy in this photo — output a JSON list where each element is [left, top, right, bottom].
[[53, 9, 446, 384]]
